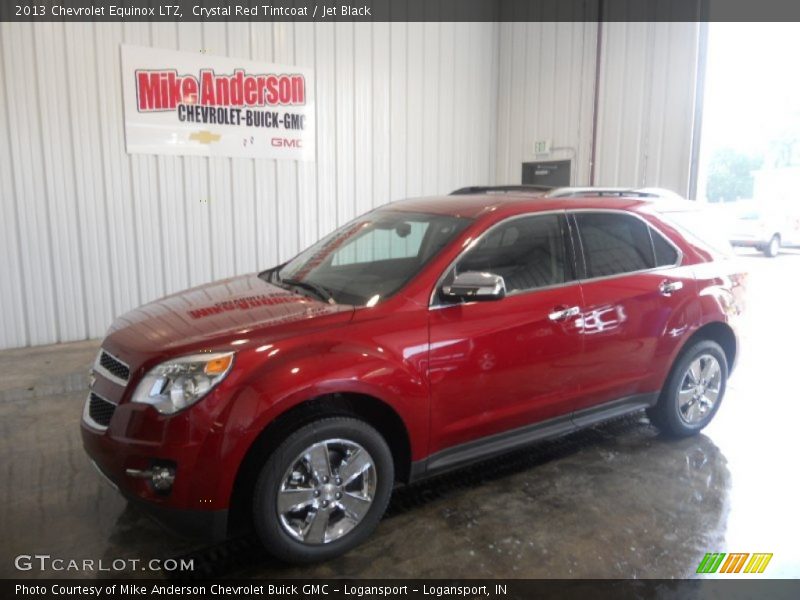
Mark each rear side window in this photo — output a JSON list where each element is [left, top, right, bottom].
[[651, 228, 679, 266], [662, 209, 734, 256], [574, 213, 656, 278]]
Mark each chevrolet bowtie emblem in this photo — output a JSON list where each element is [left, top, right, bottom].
[[189, 130, 221, 144]]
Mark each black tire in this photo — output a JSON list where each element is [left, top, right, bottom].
[[763, 234, 780, 258], [647, 340, 728, 438], [252, 417, 394, 563]]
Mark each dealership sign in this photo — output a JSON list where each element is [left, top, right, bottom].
[[120, 44, 314, 160]]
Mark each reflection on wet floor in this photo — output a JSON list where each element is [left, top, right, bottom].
[[0, 250, 798, 578]]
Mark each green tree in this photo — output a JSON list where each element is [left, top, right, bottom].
[[705, 148, 763, 202]]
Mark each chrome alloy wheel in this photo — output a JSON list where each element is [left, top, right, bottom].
[[678, 354, 722, 425], [277, 438, 377, 545]]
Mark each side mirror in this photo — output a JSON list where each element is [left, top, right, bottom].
[[442, 271, 506, 302]]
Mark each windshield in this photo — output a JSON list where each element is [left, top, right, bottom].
[[268, 210, 470, 306]]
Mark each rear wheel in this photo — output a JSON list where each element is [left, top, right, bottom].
[[647, 340, 728, 438], [763, 234, 780, 257], [252, 417, 394, 563]]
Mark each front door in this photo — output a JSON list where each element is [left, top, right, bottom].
[[427, 212, 585, 456]]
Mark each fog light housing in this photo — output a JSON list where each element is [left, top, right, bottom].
[[125, 464, 176, 493], [151, 466, 176, 492]]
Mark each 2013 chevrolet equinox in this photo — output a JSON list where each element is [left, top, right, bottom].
[[82, 187, 746, 563]]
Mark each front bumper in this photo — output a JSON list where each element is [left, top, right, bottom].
[[89, 457, 228, 540], [81, 391, 232, 541]]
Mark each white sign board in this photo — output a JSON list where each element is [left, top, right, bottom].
[[120, 44, 315, 160]]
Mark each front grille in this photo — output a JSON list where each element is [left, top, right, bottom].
[[99, 351, 130, 381], [88, 393, 116, 427]]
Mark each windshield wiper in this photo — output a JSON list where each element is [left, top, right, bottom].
[[280, 278, 336, 305], [259, 265, 336, 304]]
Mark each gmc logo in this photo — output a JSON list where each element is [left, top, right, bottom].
[[271, 138, 303, 148]]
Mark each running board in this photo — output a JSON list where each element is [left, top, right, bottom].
[[410, 392, 658, 482]]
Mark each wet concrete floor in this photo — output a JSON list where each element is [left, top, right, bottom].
[[1, 250, 798, 579]]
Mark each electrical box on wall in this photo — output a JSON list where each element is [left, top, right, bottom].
[[522, 160, 571, 187]]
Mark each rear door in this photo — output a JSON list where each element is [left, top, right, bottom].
[[570, 211, 694, 415]]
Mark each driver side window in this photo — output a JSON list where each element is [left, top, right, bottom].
[[443, 213, 572, 296]]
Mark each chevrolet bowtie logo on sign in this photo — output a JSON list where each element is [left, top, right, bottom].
[[189, 131, 221, 145], [696, 552, 773, 574]]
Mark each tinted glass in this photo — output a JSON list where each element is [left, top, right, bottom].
[[275, 211, 470, 306], [451, 214, 569, 294], [650, 227, 679, 266], [575, 213, 655, 277], [332, 220, 429, 265]]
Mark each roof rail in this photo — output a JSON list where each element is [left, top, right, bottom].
[[450, 185, 554, 196], [632, 187, 684, 199], [545, 187, 683, 199]]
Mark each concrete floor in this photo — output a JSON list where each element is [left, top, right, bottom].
[[1, 249, 799, 579]]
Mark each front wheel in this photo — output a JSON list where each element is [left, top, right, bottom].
[[252, 417, 394, 563], [647, 340, 728, 438]]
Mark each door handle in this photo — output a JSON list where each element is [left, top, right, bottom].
[[659, 280, 683, 296], [548, 306, 580, 321]]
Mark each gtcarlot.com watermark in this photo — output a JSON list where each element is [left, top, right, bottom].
[[14, 554, 194, 573]]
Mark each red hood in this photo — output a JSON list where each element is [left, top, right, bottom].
[[103, 273, 353, 363]]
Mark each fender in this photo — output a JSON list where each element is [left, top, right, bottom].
[[643, 276, 704, 392], [206, 335, 429, 507], [652, 272, 741, 392]]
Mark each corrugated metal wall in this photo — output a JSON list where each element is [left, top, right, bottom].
[[496, 21, 598, 186], [0, 22, 499, 349], [594, 22, 701, 193], [495, 21, 701, 194]]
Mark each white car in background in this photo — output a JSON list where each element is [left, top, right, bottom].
[[728, 202, 800, 257]]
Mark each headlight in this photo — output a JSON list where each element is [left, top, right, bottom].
[[131, 352, 235, 415]]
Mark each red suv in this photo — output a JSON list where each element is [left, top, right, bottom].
[[82, 187, 746, 563]]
